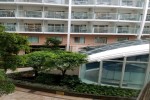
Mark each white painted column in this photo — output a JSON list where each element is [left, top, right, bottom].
[[120, 57, 126, 88], [137, 0, 149, 39], [98, 61, 103, 85], [66, 0, 72, 51]]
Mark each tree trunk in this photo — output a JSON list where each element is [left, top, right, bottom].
[[61, 70, 67, 79], [4, 68, 7, 73], [34, 70, 38, 77]]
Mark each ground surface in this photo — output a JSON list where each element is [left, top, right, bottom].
[[0, 87, 92, 100]]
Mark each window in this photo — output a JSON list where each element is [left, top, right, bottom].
[[117, 37, 129, 41], [95, 37, 107, 43], [28, 36, 39, 43], [74, 37, 85, 43]]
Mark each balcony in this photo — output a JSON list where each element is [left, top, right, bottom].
[[20, 25, 42, 32], [143, 28, 150, 34], [72, 12, 93, 19], [72, 0, 92, 5], [19, 10, 42, 18], [94, 27, 116, 33], [146, 15, 150, 21], [47, 26, 66, 32], [117, 27, 137, 34], [96, 0, 119, 6], [121, 0, 143, 7], [0, 0, 14, 2], [17, 0, 42, 3], [0, 10, 15, 17], [3, 25, 16, 31], [95, 13, 118, 20], [119, 14, 140, 21], [45, 11, 67, 19], [71, 26, 90, 33]]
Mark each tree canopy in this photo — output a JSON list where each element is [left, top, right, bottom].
[[0, 25, 29, 72]]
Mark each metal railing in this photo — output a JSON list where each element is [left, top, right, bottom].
[[18, 10, 42, 18], [96, 0, 119, 5], [94, 27, 116, 33], [0, 0, 14, 2], [45, 11, 68, 19], [119, 13, 140, 21], [95, 13, 118, 20], [0, 10, 15, 17], [47, 26, 67, 32], [72, 12, 93, 19], [20, 25, 42, 32], [3, 25, 16, 31]]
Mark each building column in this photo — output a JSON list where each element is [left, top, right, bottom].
[[66, 0, 72, 51], [137, 0, 149, 39], [98, 61, 103, 85], [120, 57, 126, 88]]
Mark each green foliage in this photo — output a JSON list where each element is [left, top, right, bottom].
[[74, 83, 140, 97], [25, 51, 56, 76], [0, 70, 15, 96], [0, 25, 29, 72], [45, 51, 87, 77], [45, 37, 61, 50]]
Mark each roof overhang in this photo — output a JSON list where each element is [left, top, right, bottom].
[[88, 44, 149, 62]]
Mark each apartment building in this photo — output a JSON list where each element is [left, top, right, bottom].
[[0, 0, 149, 51]]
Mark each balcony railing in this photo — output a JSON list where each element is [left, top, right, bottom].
[[0, 10, 15, 17], [117, 27, 137, 34], [17, 0, 42, 3], [71, 27, 91, 33], [94, 27, 116, 33], [96, 0, 119, 5], [143, 28, 150, 34], [3, 25, 16, 31], [95, 13, 118, 20], [45, 11, 68, 19], [72, 0, 92, 5], [19, 11, 42, 18], [146, 15, 150, 21], [0, 0, 14, 2], [119, 14, 140, 21], [72, 13, 93, 19], [20, 25, 42, 32], [47, 26, 67, 32], [121, 0, 143, 7]]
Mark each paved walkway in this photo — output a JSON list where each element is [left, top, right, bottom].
[[0, 87, 92, 100]]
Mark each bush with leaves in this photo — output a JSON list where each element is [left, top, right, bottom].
[[0, 70, 15, 96]]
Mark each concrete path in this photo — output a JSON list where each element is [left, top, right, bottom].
[[0, 87, 92, 100]]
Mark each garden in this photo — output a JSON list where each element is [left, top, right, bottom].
[[0, 25, 140, 99]]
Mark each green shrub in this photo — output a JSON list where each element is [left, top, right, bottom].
[[0, 70, 15, 96], [74, 83, 140, 97]]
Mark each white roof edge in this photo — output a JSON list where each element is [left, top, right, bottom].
[[88, 44, 149, 62]]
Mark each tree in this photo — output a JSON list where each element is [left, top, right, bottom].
[[25, 51, 55, 77], [45, 51, 87, 78], [0, 25, 29, 72], [45, 37, 62, 50]]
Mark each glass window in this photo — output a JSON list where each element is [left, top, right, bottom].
[[86, 62, 100, 70], [123, 63, 147, 88], [84, 69, 99, 83], [101, 61, 123, 86], [127, 54, 149, 62], [95, 37, 107, 43], [74, 37, 85, 43], [28, 36, 39, 43], [117, 37, 129, 41]]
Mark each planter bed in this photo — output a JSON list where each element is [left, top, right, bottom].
[[12, 79, 137, 100]]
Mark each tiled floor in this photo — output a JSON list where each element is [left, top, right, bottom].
[[0, 87, 92, 100]]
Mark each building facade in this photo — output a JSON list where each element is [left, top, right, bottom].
[[0, 0, 150, 51]]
